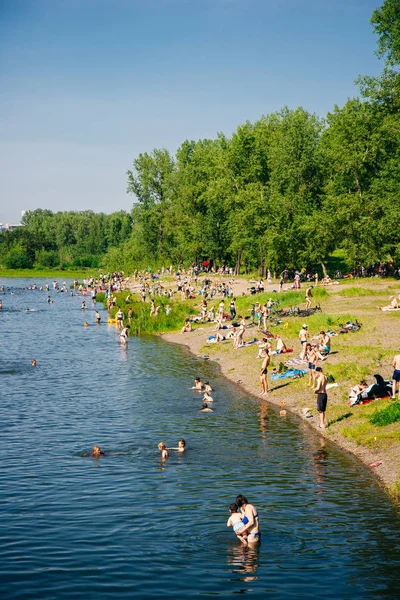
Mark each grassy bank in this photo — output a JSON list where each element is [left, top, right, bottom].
[[97, 291, 197, 336], [0, 268, 92, 279]]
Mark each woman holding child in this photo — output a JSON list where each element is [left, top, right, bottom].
[[229, 495, 260, 545]]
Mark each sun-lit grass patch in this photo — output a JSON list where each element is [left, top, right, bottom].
[[338, 287, 384, 297], [369, 402, 400, 427], [341, 420, 400, 448]]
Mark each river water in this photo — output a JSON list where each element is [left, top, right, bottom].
[[0, 278, 400, 599]]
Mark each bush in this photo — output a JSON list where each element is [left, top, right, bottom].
[[35, 249, 59, 268], [72, 255, 100, 268], [369, 402, 400, 427], [4, 245, 33, 269]]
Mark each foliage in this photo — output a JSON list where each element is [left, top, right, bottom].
[[0, 209, 132, 270], [3, 244, 33, 269]]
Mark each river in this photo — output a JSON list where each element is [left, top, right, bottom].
[[0, 278, 399, 599]]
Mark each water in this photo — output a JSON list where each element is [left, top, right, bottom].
[[1, 279, 400, 599]]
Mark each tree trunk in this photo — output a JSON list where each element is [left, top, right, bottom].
[[235, 250, 242, 276], [320, 261, 328, 278]]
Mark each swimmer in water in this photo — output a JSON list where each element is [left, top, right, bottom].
[[81, 301, 86, 310], [193, 377, 204, 391], [158, 442, 169, 459], [204, 381, 213, 393], [227, 503, 248, 545], [95, 310, 101, 324], [167, 439, 186, 453], [120, 325, 130, 344], [31, 359, 37, 367], [92, 445, 105, 457], [200, 402, 213, 412], [203, 391, 214, 403]]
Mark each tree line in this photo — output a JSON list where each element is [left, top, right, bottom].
[[0, 210, 132, 269], [117, 0, 400, 275], [1, 1, 399, 275]]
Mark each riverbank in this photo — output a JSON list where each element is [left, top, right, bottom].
[[0, 268, 91, 279], [158, 277, 400, 500]]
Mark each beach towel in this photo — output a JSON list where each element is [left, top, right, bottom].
[[271, 369, 307, 381]]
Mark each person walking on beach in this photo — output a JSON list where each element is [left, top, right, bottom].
[[260, 353, 270, 395], [392, 353, 400, 400], [305, 286, 313, 309], [314, 366, 328, 429]]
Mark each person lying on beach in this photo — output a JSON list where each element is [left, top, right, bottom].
[[193, 377, 204, 390], [166, 439, 186, 452], [348, 380, 368, 402], [181, 318, 193, 333], [203, 391, 214, 403], [158, 442, 169, 459], [200, 402, 213, 412], [377, 296, 399, 311], [227, 503, 248, 545]]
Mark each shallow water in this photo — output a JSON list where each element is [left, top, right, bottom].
[[1, 279, 400, 599]]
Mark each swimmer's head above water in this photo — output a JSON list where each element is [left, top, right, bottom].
[[31, 359, 37, 367], [92, 445, 102, 457]]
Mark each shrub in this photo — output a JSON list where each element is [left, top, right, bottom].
[[4, 245, 33, 269], [35, 249, 59, 268]]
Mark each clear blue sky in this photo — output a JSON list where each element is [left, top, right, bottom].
[[0, 0, 383, 223]]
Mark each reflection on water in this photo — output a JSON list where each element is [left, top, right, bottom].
[[228, 544, 260, 584], [1, 279, 400, 599]]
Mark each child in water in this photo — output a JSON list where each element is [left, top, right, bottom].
[[158, 442, 169, 459], [203, 391, 214, 403], [167, 439, 186, 453], [227, 503, 248, 545]]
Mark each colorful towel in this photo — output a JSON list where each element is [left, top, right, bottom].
[[271, 369, 307, 381]]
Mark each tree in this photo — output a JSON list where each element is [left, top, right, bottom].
[[371, 0, 400, 66]]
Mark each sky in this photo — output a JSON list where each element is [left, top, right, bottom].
[[0, 0, 383, 223]]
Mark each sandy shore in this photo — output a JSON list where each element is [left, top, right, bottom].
[[160, 278, 400, 500]]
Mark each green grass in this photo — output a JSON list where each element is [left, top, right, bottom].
[[98, 292, 198, 336], [233, 287, 328, 314], [0, 268, 92, 279], [369, 402, 400, 427], [339, 287, 388, 297]]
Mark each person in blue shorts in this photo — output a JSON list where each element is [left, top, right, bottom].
[[392, 353, 400, 400]]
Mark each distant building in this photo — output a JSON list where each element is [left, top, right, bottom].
[[0, 222, 22, 231]]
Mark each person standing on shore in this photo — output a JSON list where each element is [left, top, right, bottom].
[[314, 366, 328, 429], [305, 286, 313, 309], [392, 353, 400, 400], [260, 353, 270, 395]]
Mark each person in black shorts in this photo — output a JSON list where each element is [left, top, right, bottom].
[[314, 366, 328, 429], [260, 354, 270, 395]]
